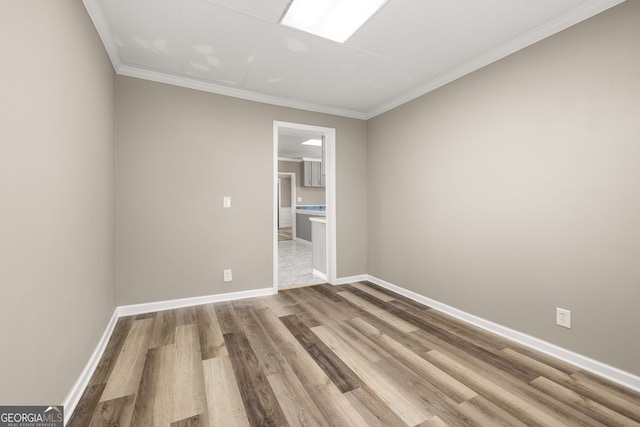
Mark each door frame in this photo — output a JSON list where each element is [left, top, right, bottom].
[[273, 121, 337, 292]]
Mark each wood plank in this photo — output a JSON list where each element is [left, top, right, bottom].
[[66, 383, 105, 427], [312, 324, 434, 425], [88, 395, 136, 427], [203, 356, 250, 427], [416, 416, 450, 427], [359, 281, 433, 310], [423, 336, 604, 426], [265, 372, 331, 427], [285, 286, 360, 325], [280, 314, 361, 393], [71, 282, 640, 426], [337, 291, 419, 334], [387, 299, 510, 354], [224, 331, 289, 426], [101, 318, 155, 401], [89, 316, 134, 386], [393, 307, 540, 383], [215, 302, 242, 334], [343, 386, 408, 427], [339, 284, 393, 311], [175, 306, 198, 327], [130, 345, 168, 427], [456, 396, 530, 427], [149, 309, 176, 349], [171, 414, 204, 427], [252, 306, 371, 427], [349, 282, 396, 302], [173, 325, 208, 424], [348, 317, 477, 404], [566, 371, 640, 422], [232, 308, 331, 427], [425, 349, 583, 426], [530, 376, 640, 426], [135, 312, 157, 320], [196, 304, 227, 360]]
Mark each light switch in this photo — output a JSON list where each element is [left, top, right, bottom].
[[223, 196, 231, 208]]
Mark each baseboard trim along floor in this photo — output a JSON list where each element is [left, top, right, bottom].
[[363, 275, 640, 394], [62, 276, 640, 423], [62, 286, 276, 422]]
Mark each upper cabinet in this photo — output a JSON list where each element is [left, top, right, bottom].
[[303, 159, 324, 187]]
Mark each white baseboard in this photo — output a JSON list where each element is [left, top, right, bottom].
[[334, 274, 369, 285], [64, 276, 639, 424], [366, 275, 640, 393], [63, 287, 275, 424], [117, 287, 276, 317], [312, 269, 327, 281], [62, 309, 120, 425]]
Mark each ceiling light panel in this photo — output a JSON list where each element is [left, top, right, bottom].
[[301, 138, 322, 146], [281, 0, 388, 43]]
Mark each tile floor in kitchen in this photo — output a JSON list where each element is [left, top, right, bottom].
[[278, 238, 325, 289]]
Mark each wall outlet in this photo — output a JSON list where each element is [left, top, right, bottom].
[[556, 307, 571, 329], [297, 197, 302, 202], [223, 269, 233, 282], [223, 196, 231, 208]]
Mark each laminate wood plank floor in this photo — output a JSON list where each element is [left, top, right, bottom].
[[69, 281, 640, 426]]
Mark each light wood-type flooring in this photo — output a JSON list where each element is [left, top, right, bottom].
[[68, 281, 640, 426], [278, 227, 292, 241]]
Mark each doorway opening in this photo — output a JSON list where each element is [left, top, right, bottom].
[[273, 121, 336, 292]]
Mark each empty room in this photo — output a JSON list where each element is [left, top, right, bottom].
[[1, 0, 639, 425]]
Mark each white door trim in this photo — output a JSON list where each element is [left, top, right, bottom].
[[273, 121, 337, 292]]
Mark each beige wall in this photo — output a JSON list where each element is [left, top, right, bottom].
[[0, 0, 115, 404], [116, 77, 367, 304], [279, 176, 292, 208], [278, 160, 326, 205], [367, 1, 640, 376]]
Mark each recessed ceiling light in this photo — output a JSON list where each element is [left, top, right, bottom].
[[281, 0, 388, 43], [301, 138, 322, 146]]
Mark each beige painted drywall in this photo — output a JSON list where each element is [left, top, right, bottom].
[[367, 1, 640, 376], [115, 77, 367, 304], [279, 176, 292, 208], [0, 0, 115, 404], [278, 160, 326, 205]]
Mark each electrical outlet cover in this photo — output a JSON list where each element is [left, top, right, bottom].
[[556, 307, 571, 328]]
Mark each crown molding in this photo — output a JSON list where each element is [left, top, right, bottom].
[[116, 65, 368, 120], [83, 0, 623, 121], [365, 0, 626, 119], [82, 0, 121, 71]]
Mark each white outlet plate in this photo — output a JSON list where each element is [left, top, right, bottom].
[[223, 196, 231, 208], [556, 307, 571, 328], [223, 269, 232, 282]]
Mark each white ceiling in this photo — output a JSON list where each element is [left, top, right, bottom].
[[84, 0, 624, 119], [278, 128, 323, 159]]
